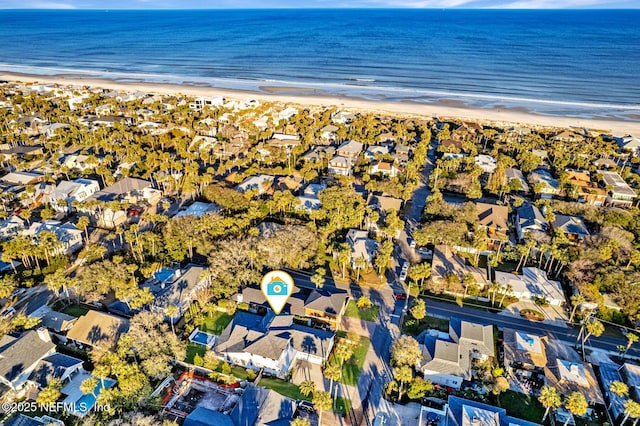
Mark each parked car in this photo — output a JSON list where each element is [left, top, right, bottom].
[[1, 307, 16, 318], [417, 247, 433, 259], [10, 288, 26, 298], [394, 293, 407, 300], [127, 206, 143, 215], [399, 269, 408, 281], [408, 238, 416, 248], [401, 261, 409, 272], [297, 400, 315, 413]]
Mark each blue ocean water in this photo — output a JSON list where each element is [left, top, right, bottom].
[[0, 9, 639, 118]]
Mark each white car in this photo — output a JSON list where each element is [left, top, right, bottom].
[[408, 238, 416, 248], [399, 269, 408, 281]]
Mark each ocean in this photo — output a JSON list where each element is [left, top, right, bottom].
[[1, 9, 639, 119]]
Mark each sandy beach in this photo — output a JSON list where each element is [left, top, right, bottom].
[[2, 71, 639, 136]]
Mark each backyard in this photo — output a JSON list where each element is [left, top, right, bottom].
[[61, 304, 89, 317], [330, 331, 371, 386], [200, 311, 234, 335], [501, 390, 545, 423]]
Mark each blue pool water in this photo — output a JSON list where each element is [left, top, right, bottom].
[[191, 331, 211, 345], [154, 268, 175, 282], [75, 378, 116, 415]]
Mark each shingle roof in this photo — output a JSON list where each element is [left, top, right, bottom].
[[304, 289, 348, 315], [88, 177, 152, 202], [0, 331, 55, 382], [29, 353, 84, 388], [66, 310, 129, 348]]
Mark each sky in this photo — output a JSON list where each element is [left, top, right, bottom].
[[0, 0, 638, 8]]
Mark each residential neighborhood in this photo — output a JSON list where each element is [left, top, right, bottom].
[[1, 81, 640, 426]]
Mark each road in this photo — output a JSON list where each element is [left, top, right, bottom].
[[426, 299, 640, 358]]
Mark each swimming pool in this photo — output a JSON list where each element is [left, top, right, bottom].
[[188, 328, 217, 348], [155, 268, 175, 283], [74, 378, 116, 415]]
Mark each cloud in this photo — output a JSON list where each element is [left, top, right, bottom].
[[30, 1, 76, 7]]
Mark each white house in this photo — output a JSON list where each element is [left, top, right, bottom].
[[328, 155, 353, 176], [49, 178, 100, 213], [22, 221, 84, 256], [189, 96, 225, 110], [278, 107, 298, 121], [494, 267, 565, 306], [346, 229, 378, 269], [474, 154, 498, 174], [369, 161, 400, 178], [235, 174, 275, 195], [0, 215, 26, 241]]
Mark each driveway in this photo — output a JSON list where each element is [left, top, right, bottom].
[[291, 359, 325, 387], [499, 300, 569, 328]]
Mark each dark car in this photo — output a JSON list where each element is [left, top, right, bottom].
[[394, 293, 407, 300], [297, 400, 315, 413], [127, 206, 143, 215]]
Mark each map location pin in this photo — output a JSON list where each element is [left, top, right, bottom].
[[261, 270, 295, 315]]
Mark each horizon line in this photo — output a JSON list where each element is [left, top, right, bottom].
[[1, 7, 640, 10]]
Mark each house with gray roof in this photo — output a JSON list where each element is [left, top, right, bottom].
[[66, 310, 129, 350], [445, 396, 541, 426], [506, 167, 530, 193], [29, 353, 84, 390], [601, 170, 636, 207], [346, 228, 379, 270], [0, 329, 56, 398], [214, 311, 334, 378], [515, 204, 548, 241], [552, 214, 590, 241], [230, 384, 296, 426], [418, 318, 494, 389], [599, 362, 627, 421]]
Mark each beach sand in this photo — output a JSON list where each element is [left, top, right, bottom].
[[2, 71, 639, 135]]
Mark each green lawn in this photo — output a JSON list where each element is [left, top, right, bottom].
[[201, 311, 234, 335], [331, 332, 371, 386], [185, 343, 207, 364], [501, 390, 545, 423], [344, 300, 379, 322], [61, 304, 89, 317], [259, 377, 310, 401], [258, 377, 351, 416]]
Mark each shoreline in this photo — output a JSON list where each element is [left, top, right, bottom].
[[1, 71, 639, 135]]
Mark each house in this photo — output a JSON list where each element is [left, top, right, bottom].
[[60, 154, 99, 172], [369, 160, 400, 178], [503, 329, 547, 376], [601, 170, 636, 207], [320, 124, 338, 141], [22, 221, 83, 255], [236, 286, 348, 330], [494, 267, 565, 306], [215, 311, 334, 378], [565, 170, 607, 205], [174, 202, 220, 218], [506, 167, 530, 193], [430, 245, 489, 289], [189, 96, 225, 110], [515, 204, 548, 241], [367, 194, 403, 213], [418, 318, 495, 389], [327, 155, 354, 176], [364, 144, 391, 161], [49, 178, 100, 213], [296, 195, 322, 212], [0, 171, 45, 185], [66, 310, 130, 350], [336, 140, 363, 159], [78, 115, 133, 127], [445, 396, 541, 426], [39, 310, 78, 336], [599, 362, 628, 421], [475, 202, 509, 244], [84, 177, 162, 227], [528, 169, 561, 199], [29, 353, 84, 390], [614, 135, 640, 155], [553, 214, 590, 241], [0, 215, 26, 241], [346, 229, 379, 269], [474, 154, 497, 174], [593, 157, 618, 169], [0, 330, 56, 398], [230, 384, 296, 426], [235, 174, 275, 195], [393, 144, 411, 164], [545, 358, 603, 405], [331, 111, 355, 125], [278, 107, 298, 121], [300, 145, 335, 163], [4, 415, 63, 426], [150, 264, 208, 318]]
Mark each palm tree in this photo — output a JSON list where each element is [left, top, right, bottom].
[[609, 381, 629, 410], [323, 363, 341, 408], [80, 377, 98, 399], [622, 399, 640, 425], [625, 332, 639, 356], [166, 305, 179, 335], [581, 318, 604, 359], [563, 392, 588, 426], [290, 419, 311, 426], [538, 385, 561, 423], [334, 341, 354, 380], [498, 283, 514, 308], [77, 215, 90, 243], [299, 380, 316, 398], [569, 294, 585, 323], [311, 271, 324, 289], [312, 390, 332, 426]]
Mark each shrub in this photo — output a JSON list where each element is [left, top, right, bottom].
[[246, 369, 257, 381]]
